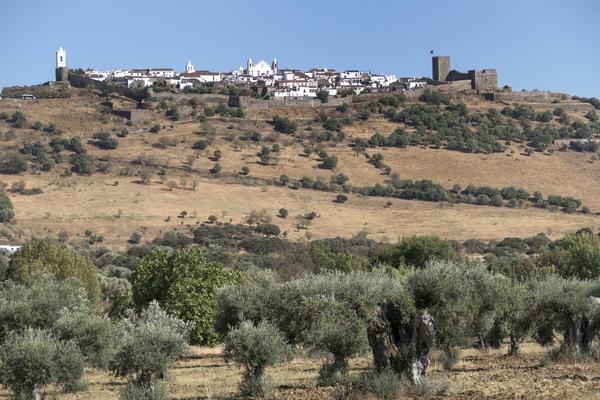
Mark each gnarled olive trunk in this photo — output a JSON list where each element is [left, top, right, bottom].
[[138, 370, 155, 399], [368, 305, 436, 385], [563, 314, 595, 354], [508, 333, 520, 355], [367, 305, 400, 371]]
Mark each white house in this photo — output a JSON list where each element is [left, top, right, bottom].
[[148, 68, 175, 78], [84, 68, 109, 81], [0, 242, 21, 253], [340, 70, 362, 79], [127, 77, 153, 88], [273, 86, 318, 98], [401, 77, 428, 90], [180, 71, 222, 83]]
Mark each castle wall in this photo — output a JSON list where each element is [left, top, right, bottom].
[[469, 69, 497, 91]]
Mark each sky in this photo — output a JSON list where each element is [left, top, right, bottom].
[[1, 0, 599, 97]]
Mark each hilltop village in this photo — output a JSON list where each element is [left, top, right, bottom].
[[81, 52, 499, 97], [1, 47, 501, 102]]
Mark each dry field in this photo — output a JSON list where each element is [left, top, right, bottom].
[[0, 92, 598, 247], [2, 343, 600, 399]]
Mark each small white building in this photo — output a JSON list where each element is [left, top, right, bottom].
[[273, 86, 318, 98], [84, 68, 109, 81], [127, 77, 153, 88], [0, 242, 21, 253], [148, 68, 175, 78], [180, 71, 222, 83]]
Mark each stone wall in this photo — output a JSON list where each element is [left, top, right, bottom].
[[469, 69, 497, 91], [68, 74, 148, 102], [1, 83, 70, 99], [111, 109, 153, 122], [492, 91, 571, 103]]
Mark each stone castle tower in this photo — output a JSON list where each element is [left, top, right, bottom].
[[432, 56, 450, 81], [55, 46, 69, 82]]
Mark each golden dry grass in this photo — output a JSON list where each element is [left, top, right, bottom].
[[3, 343, 600, 399], [0, 92, 598, 248]]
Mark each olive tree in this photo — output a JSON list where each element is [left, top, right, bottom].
[[531, 276, 600, 355], [0, 275, 91, 343], [0, 328, 84, 400], [109, 301, 189, 399], [224, 320, 293, 397]]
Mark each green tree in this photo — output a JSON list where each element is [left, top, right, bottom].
[[0, 328, 84, 399], [7, 239, 101, 306], [316, 90, 330, 103], [0, 191, 15, 222], [224, 320, 293, 397], [272, 115, 297, 134], [130, 248, 239, 345], [109, 301, 189, 399], [0, 275, 92, 343], [52, 310, 115, 368], [376, 235, 459, 268], [0, 152, 28, 174], [543, 232, 600, 279]]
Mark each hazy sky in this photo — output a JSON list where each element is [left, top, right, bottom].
[[1, 0, 598, 97]]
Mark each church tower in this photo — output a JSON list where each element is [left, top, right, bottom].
[[271, 58, 279, 74], [186, 60, 195, 74], [247, 57, 254, 76], [55, 46, 69, 82]]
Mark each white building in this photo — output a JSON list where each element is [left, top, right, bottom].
[[0, 242, 21, 253], [84, 68, 109, 81], [148, 68, 175, 78], [273, 86, 318, 98], [244, 57, 278, 77], [180, 71, 222, 83]]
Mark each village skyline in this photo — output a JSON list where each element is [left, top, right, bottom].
[[1, 0, 599, 97]]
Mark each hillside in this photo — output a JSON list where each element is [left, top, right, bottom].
[[0, 88, 598, 247]]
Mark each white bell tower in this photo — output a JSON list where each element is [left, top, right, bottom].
[[186, 60, 195, 73], [247, 57, 254, 76], [56, 46, 67, 68], [271, 58, 279, 74]]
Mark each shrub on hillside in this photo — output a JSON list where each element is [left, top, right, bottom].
[[69, 153, 95, 175], [0, 191, 15, 222], [0, 152, 28, 174], [375, 235, 459, 268], [272, 115, 297, 134]]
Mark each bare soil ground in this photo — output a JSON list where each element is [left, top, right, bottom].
[[3, 343, 600, 400]]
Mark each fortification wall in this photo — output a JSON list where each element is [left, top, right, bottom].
[[68, 74, 147, 102], [493, 91, 571, 103], [112, 109, 153, 122], [150, 91, 353, 108], [469, 69, 498, 91], [1, 83, 70, 99]]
